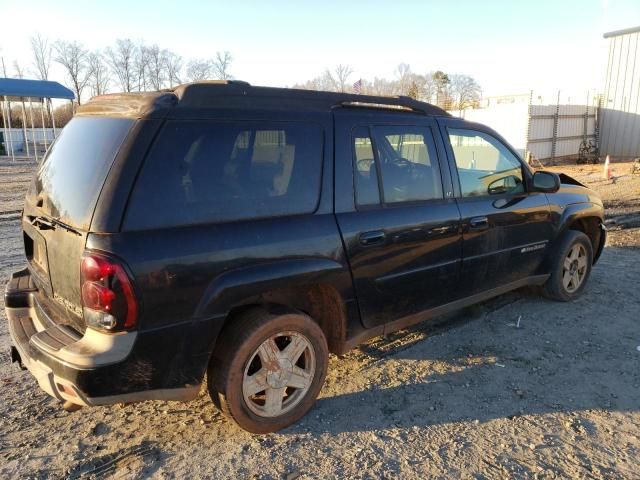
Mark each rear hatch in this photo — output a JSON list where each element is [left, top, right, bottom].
[[22, 116, 134, 333]]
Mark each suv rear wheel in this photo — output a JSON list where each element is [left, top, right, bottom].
[[208, 307, 328, 433], [544, 230, 593, 301]]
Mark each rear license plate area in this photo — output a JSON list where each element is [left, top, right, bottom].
[[24, 230, 48, 274]]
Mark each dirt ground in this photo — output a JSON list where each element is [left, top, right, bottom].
[[0, 159, 639, 479]]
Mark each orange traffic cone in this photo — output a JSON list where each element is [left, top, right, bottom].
[[602, 155, 612, 180]]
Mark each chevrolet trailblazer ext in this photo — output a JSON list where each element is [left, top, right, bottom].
[[5, 81, 605, 433]]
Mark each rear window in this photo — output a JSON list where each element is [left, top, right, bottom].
[[124, 120, 323, 230], [33, 117, 133, 229]]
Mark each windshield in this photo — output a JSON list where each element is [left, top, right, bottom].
[[32, 116, 133, 229]]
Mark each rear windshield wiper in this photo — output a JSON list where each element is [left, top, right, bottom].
[[51, 217, 82, 236], [31, 216, 55, 231], [31, 215, 82, 236]]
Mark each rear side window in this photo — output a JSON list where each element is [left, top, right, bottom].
[[124, 121, 323, 230], [373, 126, 443, 204], [33, 117, 133, 229], [353, 126, 380, 206]]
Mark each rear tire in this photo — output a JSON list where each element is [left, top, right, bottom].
[[208, 307, 328, 433], [544, 230, 593, 301]]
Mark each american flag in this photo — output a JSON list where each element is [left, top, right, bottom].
[[352, 79, 362, 95]]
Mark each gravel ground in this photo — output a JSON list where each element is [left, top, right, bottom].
[[0, 159, 639, 479]]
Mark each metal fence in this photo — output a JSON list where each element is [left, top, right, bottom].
[[527, 103, 597, 163], [450, 91, 599, 165]]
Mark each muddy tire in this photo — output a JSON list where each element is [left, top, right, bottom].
[[544, 230, 593, 301], [207, 307, 328, 433]]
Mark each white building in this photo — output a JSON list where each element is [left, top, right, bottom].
[[600, 26, 640, 159]]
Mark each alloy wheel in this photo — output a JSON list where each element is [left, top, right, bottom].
[[242, 331, 316, 418], [562, 244, 588, 293]]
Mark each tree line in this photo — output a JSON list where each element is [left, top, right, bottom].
[[2, 34, 234, 105], [293, 63, 482, 111], [2, 35, 481, 116]]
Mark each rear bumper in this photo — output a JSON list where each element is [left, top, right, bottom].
[[5, 268, 201, 406]]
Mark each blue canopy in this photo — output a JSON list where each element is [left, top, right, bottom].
[[0, 77, 75, 100]]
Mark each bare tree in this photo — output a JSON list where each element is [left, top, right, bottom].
[[163, 51, 183, 87], [399, 71, 435, 101], [30, 34, 52, 80], [87, 52, 110, 97], [105, 39, 136, 93], [294, 66, 480, 108], [13, 60, 24, 78], [369, 77, 395, 96], [292, 73, 334, 92], [53, 40, 90, 104], [309, 64, 353, 92], [421, 73, 436, 103], [432, 70, 451, 109], [449, 74, 482, 110], [211, 51, 233, 80], [333, 64, 353, 92], [134, 43, 151, 91], [52, 102, 74, 127], [395, 63, 412, 94], [321, 69, 338, 91], [186, 59, 212, 81], [407, 81, 420, 100], [146, 44, 167, 90]]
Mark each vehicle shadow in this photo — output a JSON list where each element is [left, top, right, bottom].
[[284, 279, 640, 436], [289, 349, 636, 436]]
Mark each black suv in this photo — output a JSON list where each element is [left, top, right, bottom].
[[5, 81, 605, 433]]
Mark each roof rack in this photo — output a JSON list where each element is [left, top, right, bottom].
[[337, 95, 434, 114], [174, 81, 449, 116], [80, 81, 450, 118]]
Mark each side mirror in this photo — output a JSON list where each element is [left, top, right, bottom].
[[532, 171, 560, 193], [487, 175, 522, 195]]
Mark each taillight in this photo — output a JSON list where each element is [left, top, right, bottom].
[[81, 253, 138, 332]]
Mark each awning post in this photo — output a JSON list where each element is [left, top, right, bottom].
[[28, 99, 39, 162], [3, 96, 15, 162], [1, 97, 8, 158], [39, 98, 48, 149], [20, 98, 31, 158], [49, 99, 57, 137]]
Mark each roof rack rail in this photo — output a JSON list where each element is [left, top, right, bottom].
[[81, 81, 451, 118], [334, 94, 442, 115]]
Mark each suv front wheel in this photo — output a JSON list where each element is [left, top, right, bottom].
[[544, 230, 593, 301], [208, 307, 328, 433]]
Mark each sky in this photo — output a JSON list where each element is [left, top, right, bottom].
[[1, 0, 639, 101]]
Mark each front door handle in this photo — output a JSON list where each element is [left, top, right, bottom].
[[359, 230, 386, 246], [469, 216, 489, 231]]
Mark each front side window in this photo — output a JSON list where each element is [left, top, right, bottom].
[[124, 121, 322, 230], [448, 129, 524, 197]]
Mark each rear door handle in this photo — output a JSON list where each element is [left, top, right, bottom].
[[469, 216, 489, 231], [359, 230, 386, 246]]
